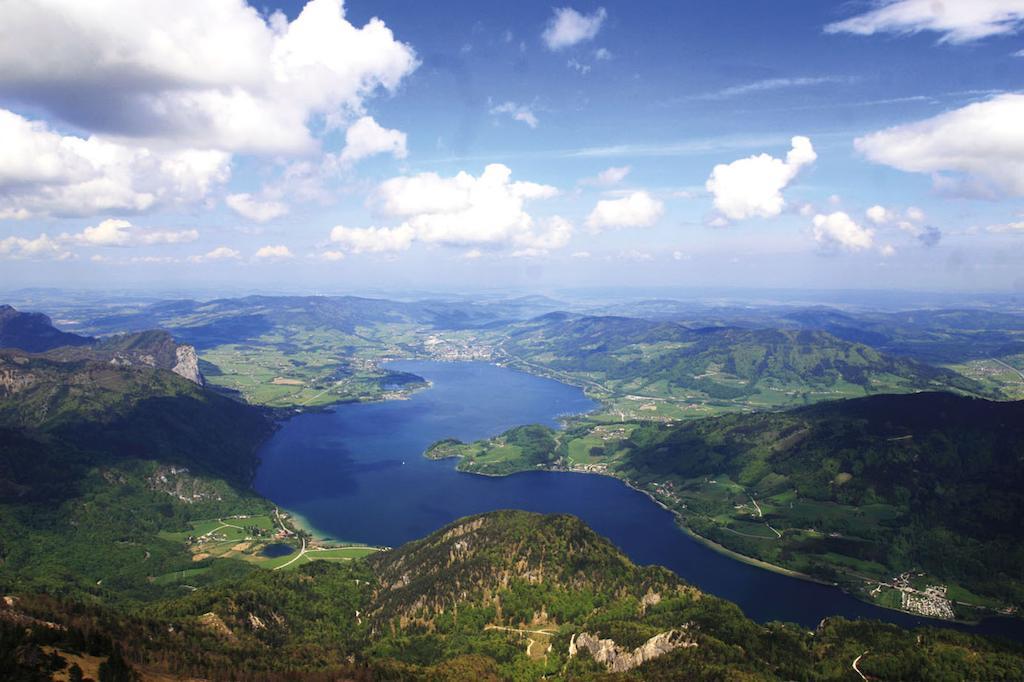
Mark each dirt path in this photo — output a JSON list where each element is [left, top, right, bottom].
[[485, 625, 556, 661]]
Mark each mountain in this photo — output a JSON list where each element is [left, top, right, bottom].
[[0, 304, 92, 352], [5, 511, 1023, 680], [498, 314, 990, 402], [426, 392, 1024, 618], [43, 329, 205, 385], [0, 344, 273, 601], [616, 392, 1024, 610], [0, 305, 203, 385]]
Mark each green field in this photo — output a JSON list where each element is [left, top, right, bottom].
[[201, 324, 428, 408]]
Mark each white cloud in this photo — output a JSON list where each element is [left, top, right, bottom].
[[0, 233, 72, 260], [463, 248, 483, 260], [254, 244, 294, 260], [697, 76, 856, 100], [986, 220, 1024, 233], [582, 165, 631, 186], [825, 0, 1024, 44], [880, 244, 897, 257], [0, 0, 418, 154], [864, 204, 941, 246], [225, 193, 289, 223], [329, 224, 415, 253], [66, 218, 198, 247], [594, 47, 612, 60], [490, 102, 539, 128], [812, 212, 875, 251], [188, 246, 241, 263], [855, 94, 1024, 196], [0, 109, 230, 218], [866, 205, 894, 224], [327, 165, 569, 256], [567, 59, 592, 75], [320, 250, 346, 261], [339, 116, 408, 163], [905, 206, 926, 222], [571, 250, 591, 258], [542, 7, 607, 50], [374, 163, 560, 246], [585, 191, 664, 231], [705, 136, 817, 221]]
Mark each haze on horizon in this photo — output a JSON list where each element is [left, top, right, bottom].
[[1, 0, 1023, 294]]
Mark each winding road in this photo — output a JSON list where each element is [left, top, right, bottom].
[[852, 650, 868, 681]]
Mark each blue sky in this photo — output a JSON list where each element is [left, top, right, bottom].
[[1, 0, 1023, 294]]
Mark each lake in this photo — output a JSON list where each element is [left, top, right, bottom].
[[254, 360, 1024, 640]]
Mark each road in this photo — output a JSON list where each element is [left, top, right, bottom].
[[484, 625, 556, 660], [273, 536, 307, 570], [852, 650, 868, 681], [993, 358, 1024, 382]]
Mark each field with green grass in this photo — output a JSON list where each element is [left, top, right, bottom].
[[200, 324, 429, 408]]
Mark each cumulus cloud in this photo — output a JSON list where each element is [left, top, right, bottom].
[[705, 136, 817, 221], [866, 204, 895, 224], [0, 109, 230, 218], [489, 102, 539, 128], [581, 165, 631, 186], [376, 164, 559, 244], [825, 0, 1024, 44], [585, 191, 664, 231], [254, 245, 294, 260], [812, 212, 875, 251], [319, 250, 346, 261], [65, 218, 198, 247], [329, 224, 415, 253], [0, 234, 71, 260], [865, 204, 942, 246], [339, 116, 408, 163], [0, 0, 418, 154], [854, 93, 1024, 197], [188, 246, 242, 263], [225, 193, 289, 223], [328, 164, 570, 256], [542, 7, 607, 50]]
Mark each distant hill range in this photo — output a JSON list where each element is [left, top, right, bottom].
[[499, 313, 990, 400], [0, 304, 92, 352], [74, 294, 570, 347], [0, 304, 203, 385]]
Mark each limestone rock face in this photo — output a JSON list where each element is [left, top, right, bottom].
[[172, 344, 204, 386], [569, 628, 696, 673]]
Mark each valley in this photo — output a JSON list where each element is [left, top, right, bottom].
[[4, 294, 1024, 679]]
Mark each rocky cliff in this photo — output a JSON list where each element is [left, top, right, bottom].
[[569, 628, 696, 673]]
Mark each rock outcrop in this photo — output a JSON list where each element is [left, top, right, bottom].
[[568, 628, 696, 672], [172, 344, 204, 385]]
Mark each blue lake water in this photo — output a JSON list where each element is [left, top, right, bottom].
[[254, 360, 1024, 641]]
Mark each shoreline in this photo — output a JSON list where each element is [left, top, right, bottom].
[[454, 461, 1002, 625], [460, 460, 833, 586], [255, 358, 1010, 629]]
